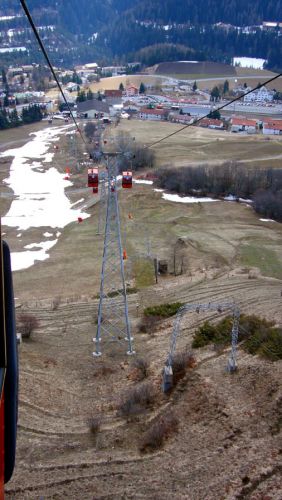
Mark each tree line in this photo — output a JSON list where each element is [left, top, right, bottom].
[[156, 163, 282, 221], [0, 105, 43, 130]]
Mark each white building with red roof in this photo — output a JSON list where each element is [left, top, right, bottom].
[[263, 119, 282, 135], [231, 117, 257, 133], [139, 108, 167, 121]]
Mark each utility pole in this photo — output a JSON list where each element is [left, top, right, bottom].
[[93, 154, 135, 356]]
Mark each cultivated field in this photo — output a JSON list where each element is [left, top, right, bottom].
[[1, 121, 282, 498]]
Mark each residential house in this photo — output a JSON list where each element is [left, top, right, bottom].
[[104, 89, 122, 98], [231, 117, 257, 133], [139, 108, 167, 121], [76, 98, 122, 119], [243, 85, 274, 102], [263, 119, 282, 135], [125, 85, 139, 97], [170, 114, 194, 125], [199, 118, 224, 130]]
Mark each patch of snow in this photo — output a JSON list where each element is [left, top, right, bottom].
[[17, 233, 22, 238], [11, 239, 57, 271], [239, 198, 253, 203], [56, 231, 61, 237], [134, 180, 153, 185], [43, 153, 54, 163], [224, 194, 237, 201], [233, 57, 266, 69], [0, 47, 27, 53], [162, 193, 216, 203], [43, 232, 53, 237], [154, 188, 164, 192], [259, 218, 275, 222], [72, 198, 84, 206], [0, 16, 17, 21], [1, 125, 90, 231]]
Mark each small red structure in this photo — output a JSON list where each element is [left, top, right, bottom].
[[122, 171, 133, 189], [77, 217, 83, 223], [88, 168, 99, 190], [65, 167, 70, 174], [123, 249, 127, 260], [63, 176, 70, 181]]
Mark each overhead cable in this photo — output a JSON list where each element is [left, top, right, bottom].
[[148, 71, 282, 148], [20, 0, 86, 145]]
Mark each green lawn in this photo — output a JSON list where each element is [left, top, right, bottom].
[[240, 243, 282, 279]]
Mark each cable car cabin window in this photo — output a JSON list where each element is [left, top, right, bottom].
[[88, 168, 99, 188], [93, 187, 98, 194], [122, 171, 133, 188]]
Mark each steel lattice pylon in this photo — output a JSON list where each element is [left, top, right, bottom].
[[163, 301, 240, 392], [93, 156, 135, 356]]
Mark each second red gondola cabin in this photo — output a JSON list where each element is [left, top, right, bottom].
[[88, 168, 99, 189], [122, 171, 133, 189]]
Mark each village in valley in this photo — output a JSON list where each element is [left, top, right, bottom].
[[1, 59, 282, 136]]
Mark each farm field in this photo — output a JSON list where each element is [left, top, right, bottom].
[[117, 119, 282, 168], [1, 121, 282, 498]]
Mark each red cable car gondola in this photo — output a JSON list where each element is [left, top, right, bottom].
[[88, 168, 99, 190], [122, 171, 133, 189]]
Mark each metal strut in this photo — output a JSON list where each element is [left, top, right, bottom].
[[93, 157, 135, 356], [97, 171, 107, 235]]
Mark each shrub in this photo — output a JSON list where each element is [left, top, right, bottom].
[[51, 296, 61, 311], [17, 313, 40, 339], [132, 357, 150, 380], [172, 350, 196, 386], [139, 413, 179, 452], [143, 302, 183, 318], [88, 416, 101, 435], [192, 314, 282, 361], [118, 382, 156, 417], [244, 327, 282, 360], [192, 321, 218, 348], [139, 315, 161, 334]]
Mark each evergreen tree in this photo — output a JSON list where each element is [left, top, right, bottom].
[[0, 109, 9, 130], [76, 90, 87, 102], [87, 89, 94, 100], [119, 82, 124, 91], [1, 68, 9, 94], [21, 105, 43, 124], [4, 94, 9, 107], [223, 80, 229, 94], [139, 82, 146, 94], [192, 81, 197, 91], [9, 108, 21, 127], [210, 86, 220, 102], [207, 109, 221, 120], [72, 71, 82, 84]]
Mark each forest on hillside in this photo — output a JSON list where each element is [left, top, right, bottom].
[[0, 0, 281, 69]]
